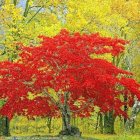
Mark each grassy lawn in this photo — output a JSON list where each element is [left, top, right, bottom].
[[90, 134, 140, 140], [1, 136, 97, 140], [0, 134, 140, 140]]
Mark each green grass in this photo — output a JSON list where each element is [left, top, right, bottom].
[[0, 134, 140, 140], [1, 136, 97, 140], [85, 134, 140, 140]]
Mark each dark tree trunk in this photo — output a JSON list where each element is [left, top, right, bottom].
[[4, 117, 10, 136], [61, 92, 71, 135], [62, 111, 71, 134], [60, 111, 81, 136], [59, 92, 81, 136], [124, 95, 128, 125], [104, 111, 115, 134], [0, 117, 3, 136], [0, 117, 10, 136]]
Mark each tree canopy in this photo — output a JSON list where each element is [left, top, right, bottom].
[[0, 30, 139, 121]]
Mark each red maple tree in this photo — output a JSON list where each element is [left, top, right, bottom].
[[0, 29, 139, 135]]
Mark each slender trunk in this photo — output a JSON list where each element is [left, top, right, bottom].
[[4, 117, 10, 136], [124, 95, 128, 125], [0, 117, 10, 136], [13, 0, 17, 6], [99, 113, 103, 134], [71, 116, 76, 126], [104, 111, 115, 134], [73, 116, 76, 126], [125, 99, 140, 130], [0, 117, 4, 136], [23, 0, 30, 17], [47, 117, 52, 133], [95, 113, 99, 131]]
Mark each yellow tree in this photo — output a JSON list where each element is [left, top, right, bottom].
[[0, 0, 62, 61]]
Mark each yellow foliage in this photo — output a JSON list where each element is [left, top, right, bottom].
[[0, 0, 139, 57], [111, 0, 140, 21], [90, 53, 113, 62]]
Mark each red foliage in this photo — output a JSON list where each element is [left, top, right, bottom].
[[0, 29, 139, 119]]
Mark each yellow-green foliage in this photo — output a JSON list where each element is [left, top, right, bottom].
[[64, 0, 139, 38], [10, 116, 62, 136], [0, 0, 139, 60], [0, 0, 62, 56], [132, 48, 140, 82]]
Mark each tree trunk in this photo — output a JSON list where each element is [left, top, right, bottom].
[[99, 113, 103, 134], [59, 92, 81, 136], [47, 117, 52, 133], [61, 92, 71, 135], [0, 117, 10, 136], [124, 95, 128, 125], [95, 113, 99, 131], [125, 99, 140, 130], [71, 116, 76, 126], [104, 111, 115, 134], [62, 111, 71, 134], [4, 117, 10, 136], [60, 110, 81, 136], [0, 117, 4, 136]]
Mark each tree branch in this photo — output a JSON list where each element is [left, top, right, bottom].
[[71, 99, 93, 113], [43, 89, 63, 110], [13, 0, 17, 6], [27, 6, 43, 23], [23, 0, 30, 17]]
